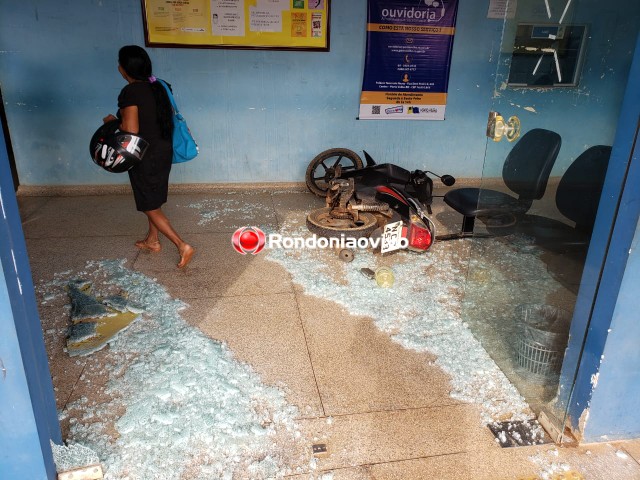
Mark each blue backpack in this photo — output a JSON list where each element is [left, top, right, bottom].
[[158, 79, 198, 164]]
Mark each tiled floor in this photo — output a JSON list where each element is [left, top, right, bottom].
[[18, 187, 640, 479]]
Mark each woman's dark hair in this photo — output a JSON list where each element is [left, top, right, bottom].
[[118, 45, 173, 140]]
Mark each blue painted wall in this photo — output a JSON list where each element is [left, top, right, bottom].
[[1, 1, 636, 186], [0, 1, 577, 185]]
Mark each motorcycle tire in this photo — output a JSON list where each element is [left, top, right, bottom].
[[306, 207, 378, 239], [305, 148, 364, 197]]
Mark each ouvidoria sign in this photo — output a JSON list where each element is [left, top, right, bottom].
[[379, 5, 446, 21], [359, 0, 459, 121]]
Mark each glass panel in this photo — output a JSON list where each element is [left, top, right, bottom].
[[459, 0, 640, 439]]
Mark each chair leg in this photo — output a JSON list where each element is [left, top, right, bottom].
[[461, 215, 475, 234], [435, 214, 476, 241]]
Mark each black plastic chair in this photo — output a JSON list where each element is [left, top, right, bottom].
[[512, 145, 612, 254], [443, 128, 562, 236]]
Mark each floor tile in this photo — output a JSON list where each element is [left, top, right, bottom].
[[39, 306, 86, 411], [295, 404, 495, 472], [271, 191, 325, 227], [545, 442, 640, 480], [181, 293, 323, 416], [16, 195, 52, 225], [617, 439, 640, 464], [16, 189, 640, 479], [132, 232, 293, 298], [296, 294, 458, 416], [367, 448, 548, 480], [164, 192, 280, 234], [21, 195, 144, 239], [48, 351, 87, 413], [57, 349, 123, 440], [25, 235, 139, 288], [298, 439, 640, 480], [286, 466, 374, 479]]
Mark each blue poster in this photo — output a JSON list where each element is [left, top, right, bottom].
[[359, 0, 459, 120]]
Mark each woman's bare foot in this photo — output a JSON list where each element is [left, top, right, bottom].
[[177, 244, 195, 268], [135, 239, 161, 253]]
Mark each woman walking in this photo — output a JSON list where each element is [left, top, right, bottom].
[[103, 45, 194, 268]]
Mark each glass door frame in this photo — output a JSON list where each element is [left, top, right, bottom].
[[559, 32, 640, 439], [466, 1, 640, 443]]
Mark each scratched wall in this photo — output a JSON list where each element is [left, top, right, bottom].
[[0, 1, 637, 185]]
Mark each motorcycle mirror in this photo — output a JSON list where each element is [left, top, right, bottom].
[[440, 175, 456, 186]]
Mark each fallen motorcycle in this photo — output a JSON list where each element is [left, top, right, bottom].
[[305, 148, 455, 253]]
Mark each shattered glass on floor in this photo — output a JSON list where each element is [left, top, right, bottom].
[[42, 260, 311, 479], [266, 216, 569, 429], [187, 195, 277, 227], [29, 191, 640, 479], [51, 441, 100, 474], [529, 445, 640, 480], [66, 281, 142, 357]]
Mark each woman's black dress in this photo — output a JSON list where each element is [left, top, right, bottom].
[[118, 82, 173, 212]]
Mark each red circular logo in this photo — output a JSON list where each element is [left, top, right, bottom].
[[239, 230, 259, 250], [232, 227, 266, 255]]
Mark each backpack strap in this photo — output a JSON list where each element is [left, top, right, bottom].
[[157, 79, 179, 114]]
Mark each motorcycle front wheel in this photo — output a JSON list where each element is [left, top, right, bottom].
[[305, 148, 364, 197], [306, 207, 378, 239]]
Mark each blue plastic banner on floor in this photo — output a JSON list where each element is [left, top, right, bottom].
[[359, 0, 459, 120]]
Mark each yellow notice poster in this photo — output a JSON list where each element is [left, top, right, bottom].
[[291, 12, 307, 37], [142, 0, 330, 50]]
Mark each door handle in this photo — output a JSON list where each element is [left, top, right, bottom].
[[486, 111, 521, 142]]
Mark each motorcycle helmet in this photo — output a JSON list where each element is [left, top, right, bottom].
[[90, 119, 149, 173]]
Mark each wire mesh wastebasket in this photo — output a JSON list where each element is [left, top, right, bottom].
[[515, 304, 571, 382]]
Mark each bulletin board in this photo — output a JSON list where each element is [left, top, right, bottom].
[[141, 0, 330, 51]]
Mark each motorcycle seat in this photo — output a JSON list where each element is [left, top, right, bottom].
[[357, 163, 412, 185]]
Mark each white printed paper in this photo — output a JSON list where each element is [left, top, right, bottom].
[[249, 7, 283, 32], [487, 0, 517, 19], [211, 0, 245, 37]]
